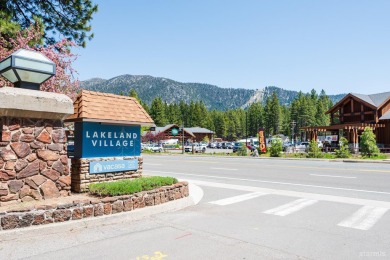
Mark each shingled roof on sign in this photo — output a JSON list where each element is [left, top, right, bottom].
[[66, 90, 154, 125]]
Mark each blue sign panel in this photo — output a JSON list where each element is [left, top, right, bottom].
[[90, 159, 139, 174], [75, 122, 141, 158]]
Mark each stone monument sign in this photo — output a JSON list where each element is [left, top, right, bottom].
[[66, 90, 154, 192]]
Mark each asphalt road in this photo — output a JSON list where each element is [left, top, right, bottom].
[[2, 156, 390, 260]]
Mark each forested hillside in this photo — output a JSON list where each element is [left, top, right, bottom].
[[81, 75, 344, 110], [130, 88, 334, 142]]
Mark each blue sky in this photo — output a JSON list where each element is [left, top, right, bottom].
[[73, 0, 390, 95]]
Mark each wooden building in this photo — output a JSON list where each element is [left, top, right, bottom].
[[302, 91, 390, 148], [146, 124, 214, 143]]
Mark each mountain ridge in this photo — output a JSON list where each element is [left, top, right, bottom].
[[80, 74, 345, 110]]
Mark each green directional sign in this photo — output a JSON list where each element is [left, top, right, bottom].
[[171, 128, 179, 136]]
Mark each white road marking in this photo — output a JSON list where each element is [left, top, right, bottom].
[[209, 192, 266, 206], [144, 163, 162, 166], [210, 167, 238, 171], [310, 174, 356, 179], [264, 199, 318, 216], [167, 178, 390, 208], [338, 206, 388, 230], [145, 170, 390, 196]]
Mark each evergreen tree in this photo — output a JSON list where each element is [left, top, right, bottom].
[[360, 127, 381, 157], [149, 97, 168, 126], [129, 89, 140, 101], [129, 89, 150, 114], [248, 102, 263, 137], [280, 105, 291, 137], [315, 90, 332, 126], [264, 92, 281, 135], [334, 137, 351, 158], [212, 111, 227, 139], [1, 0, 98, 47]]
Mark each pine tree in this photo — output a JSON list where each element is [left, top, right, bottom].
[[2, 0, 98, 47], [149, 97, 168, 126], [264, 92, 281, 135], [129, 89, 150, 114], [360, 127, 381, 157], [248, 102, 263, 137]]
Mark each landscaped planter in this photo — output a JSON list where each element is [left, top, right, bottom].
[[0, 181, 188, 230]]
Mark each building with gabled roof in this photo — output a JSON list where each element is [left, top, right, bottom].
[[302, 91, 390, 148], [147, 124, 214, 143], [66, 90, 154, 125]]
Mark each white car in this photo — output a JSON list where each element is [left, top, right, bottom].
[[150, 144, 164, 153], [185, 143, 206, 153]]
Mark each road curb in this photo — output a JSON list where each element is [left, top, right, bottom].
[[143, 154, 390, 164], [0, 183, 203, 235]]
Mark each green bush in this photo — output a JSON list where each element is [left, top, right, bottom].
[[322, 153, 336, 159], [292, 152, 306, 158], [360, 127, 381, 158], [307, 140, 323, 158], [237, 146, 248, 156], [89, 176, 178, 196], [269, 138, 283, 157], [334, 137, 351, 158]]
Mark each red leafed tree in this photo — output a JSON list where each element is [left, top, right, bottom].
[[142, 131, 166, 143], [0, 22, 80, 99]]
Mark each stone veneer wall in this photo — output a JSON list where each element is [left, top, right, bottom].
[[0, 117, 70, 205], [71, 157, 143, 193], [0, 182, 189, 230]]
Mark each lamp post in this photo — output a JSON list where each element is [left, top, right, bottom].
[[291, 120, 296, 145], [182, 122, 185, 154], [246, 110, 248, 146], [0, 49, 56, 90]]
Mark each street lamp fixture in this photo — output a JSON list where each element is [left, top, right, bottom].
[[0, 49, 56, 90]]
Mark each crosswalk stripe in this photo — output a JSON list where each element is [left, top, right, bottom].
[[209, 192, 266, 206], [338, 206, 388, 230], [264, 199, 318, 216]]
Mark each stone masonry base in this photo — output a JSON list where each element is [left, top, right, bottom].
[[0, 182, 188, 230]]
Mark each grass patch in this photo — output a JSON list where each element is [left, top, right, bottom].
[[89, 176, 178, 197]]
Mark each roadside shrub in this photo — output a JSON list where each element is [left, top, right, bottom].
[[89, 176, 178, 196], [269, 138, 283, 157], [307, 140, 323, 158], [292, 152, 306, 158], [322, 153, 336, 159], [334, 137, 351, 158], [360, 127, 381, 158], [237, 146, 248, 156]]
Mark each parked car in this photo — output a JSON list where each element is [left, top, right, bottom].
[[141, 143, 154, 152], [208, 142, 217, 149], [283, 142, 293, 151], [232, 142, 244, 152], [226, 142, 234, 149], [216, 142, 222, 149], [185, 143, 206, 153], [150, 143, 164, 153], [221, 142, 228, 149]]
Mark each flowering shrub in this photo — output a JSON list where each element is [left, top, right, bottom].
[[0, 22, 80, 99]]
